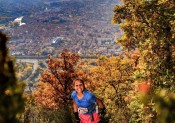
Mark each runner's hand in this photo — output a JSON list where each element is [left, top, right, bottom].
[[74, 112, 80, 123], [99, 108, 106, 118]]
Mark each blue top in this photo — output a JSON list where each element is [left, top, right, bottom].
[[71, 89, 96, 112]]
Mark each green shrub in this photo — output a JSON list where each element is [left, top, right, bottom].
[[0, 31, 25, 123]]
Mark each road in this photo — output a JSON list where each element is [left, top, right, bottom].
[[16, 59, 39, 75]]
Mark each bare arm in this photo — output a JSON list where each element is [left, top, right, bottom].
[[73, 100, 78, 112], [73, 100, 80, 122], [96, 97, 106, 116], [96, 97, 105, 109]]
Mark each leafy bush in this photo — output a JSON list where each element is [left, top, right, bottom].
[[0, 31, 25, 123]]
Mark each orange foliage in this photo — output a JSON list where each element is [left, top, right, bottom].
[[136, 81, 151, 95], [34, 82, 59, 109], [33, 49, 88, 109]]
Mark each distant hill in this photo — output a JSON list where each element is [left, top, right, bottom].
[[0, 0, 44, 23], [1, 0, 122, 56]]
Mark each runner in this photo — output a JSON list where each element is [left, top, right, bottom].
[[71, 78, 106, 123]]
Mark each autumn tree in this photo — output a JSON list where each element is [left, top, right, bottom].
[[33, 49, 92, 123], [89, 53, 138, 122], [113, 0, 175, 122], [113, 0, 175, 89], [0, 31, 25, 123], [34, 49, 81, 109]]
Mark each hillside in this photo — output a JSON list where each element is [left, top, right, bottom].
[[1, 0, 122, 56]]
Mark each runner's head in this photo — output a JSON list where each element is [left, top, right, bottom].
[[73, 78, 85, 93]]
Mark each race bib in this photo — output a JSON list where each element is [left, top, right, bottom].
[[78, 107, 88, 114]]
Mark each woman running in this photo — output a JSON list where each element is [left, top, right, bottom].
[[71, 78, 106, 123]]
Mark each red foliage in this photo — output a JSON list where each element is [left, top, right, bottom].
[[34, 49, 85, 109], [137, 82, 151, 94]]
